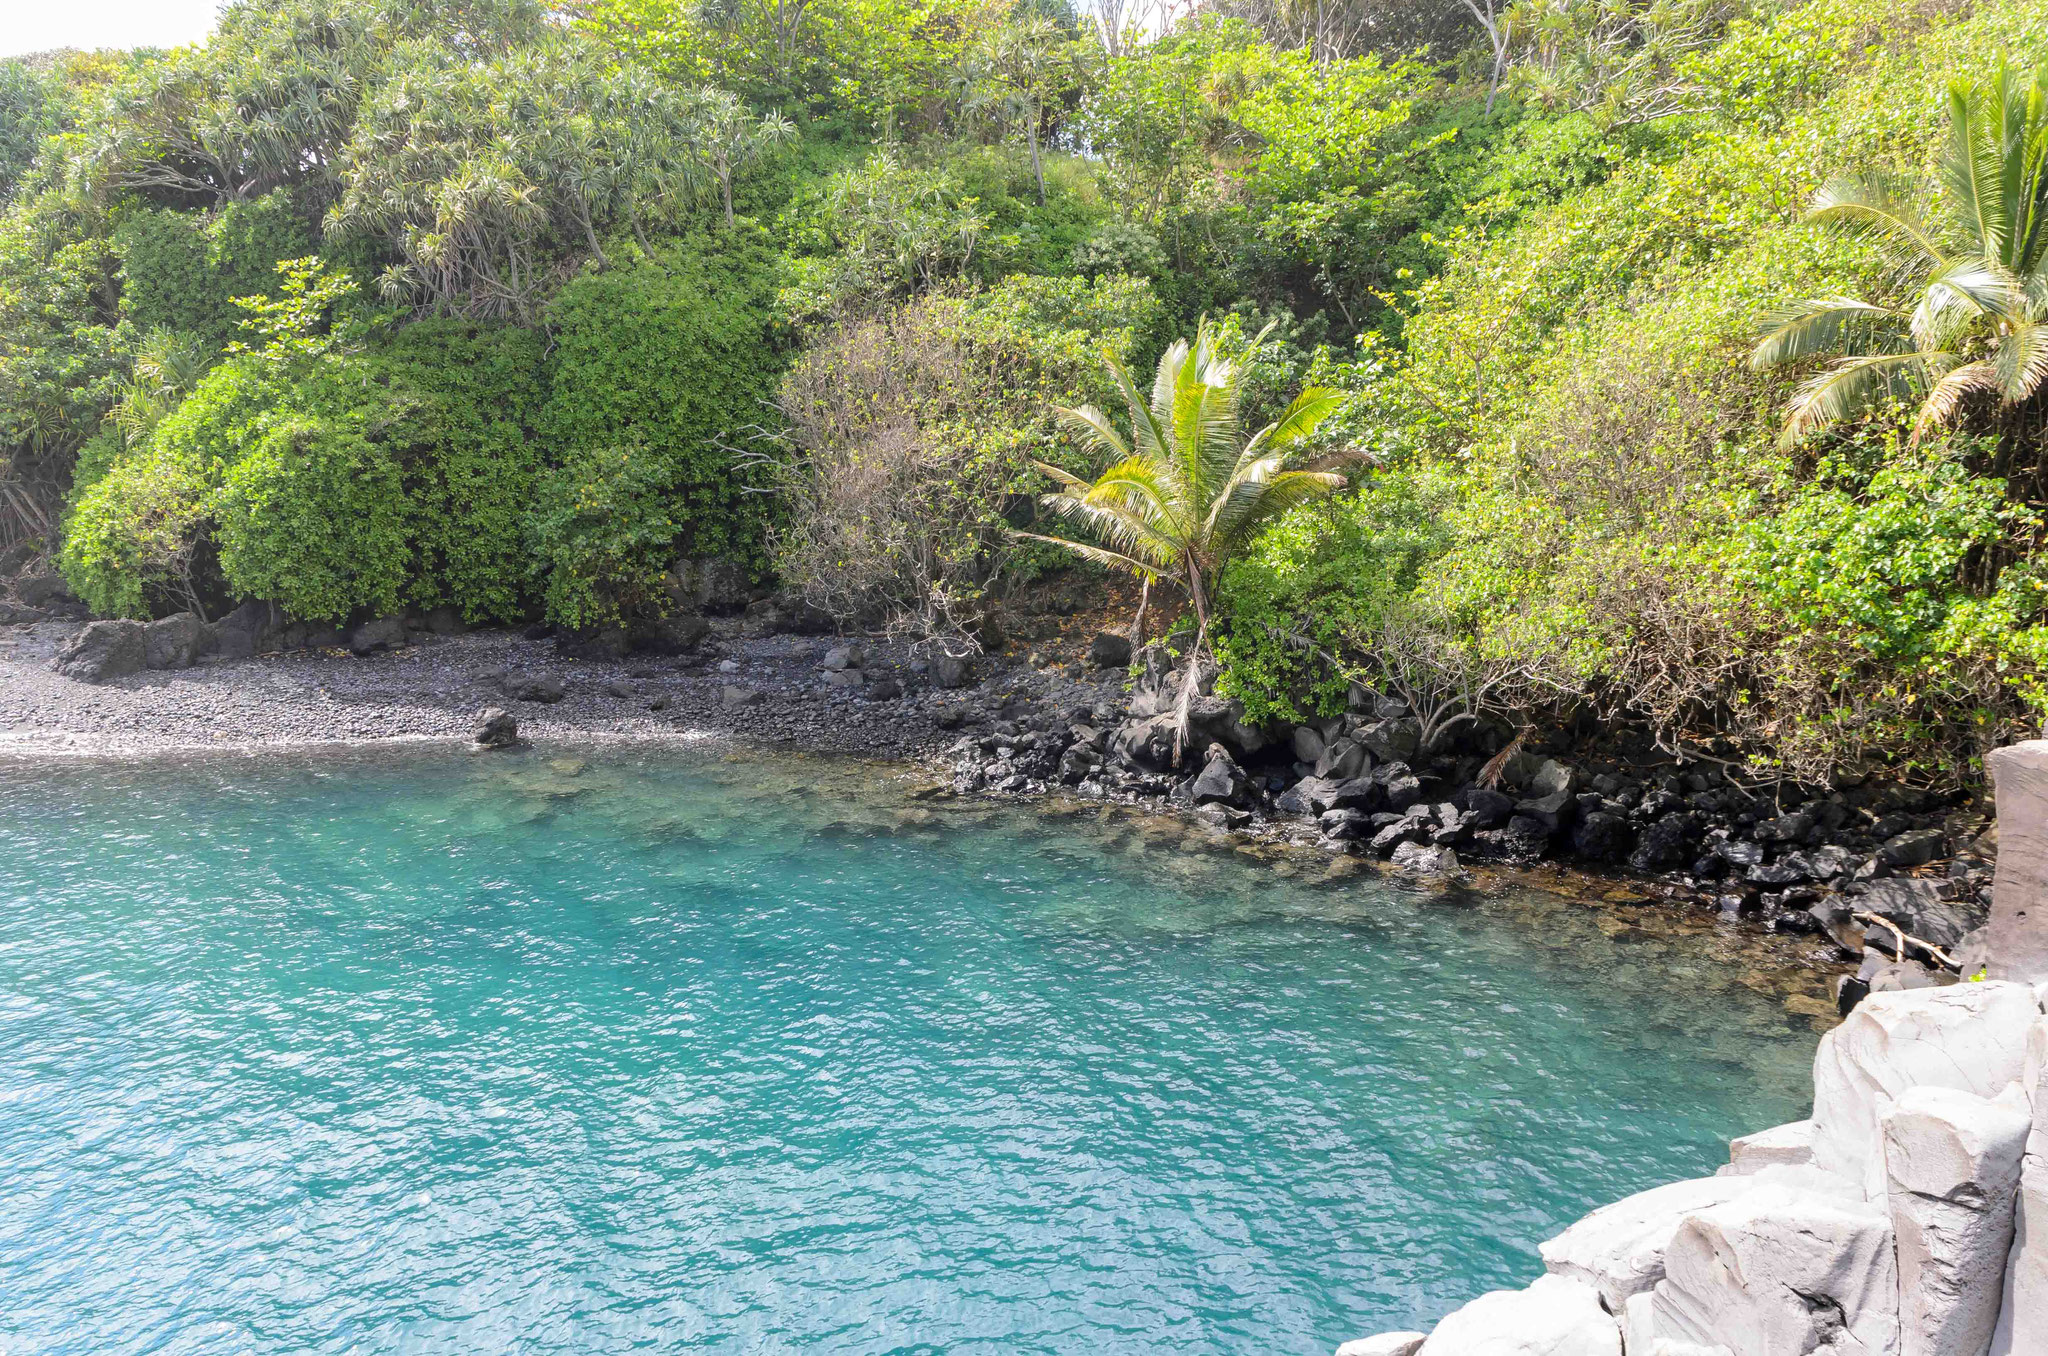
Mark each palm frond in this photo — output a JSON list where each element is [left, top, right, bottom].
[[1910, 256, 2008, 350], [1751, 298, 1907, 369], [1806, 172, 1943, 265], [1009, 528, 1176, 580], [1052, 403, 1131, 464], [1245, 386, 1342, 455], [1990, 316, 2048, 406], [1912, 358, 1999, 441], [1780, 352, 1931, 444]]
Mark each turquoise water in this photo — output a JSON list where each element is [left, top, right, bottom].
[[0, 744, 1818, 1355]]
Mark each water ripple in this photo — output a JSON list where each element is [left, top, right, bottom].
[[0, 746, 1816, 1354]]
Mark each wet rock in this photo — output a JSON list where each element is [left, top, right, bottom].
[[1190, 745, 1250, 808], [472, 707, 519, 748], [1086, 633, 1132, 669], [1630, 815, 1696, 873], [1857, 877, 1983, 950], [144, 612, 204, 669], [349, 615, 408, 656], [1573, 811, 1634, 862], [1389, 842, 1459, 875], [1882, 1085, 2029, 1356], [1515, 787, 1576, 832], [53, 619, 146, 682], [1460, 787, 1516, 829], [1416, 1274, 1618, 1356]]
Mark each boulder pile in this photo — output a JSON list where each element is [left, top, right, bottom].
[[947, 644, 1989, 948]]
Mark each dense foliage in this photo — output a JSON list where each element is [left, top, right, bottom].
[[7, 0, 2048, 786]]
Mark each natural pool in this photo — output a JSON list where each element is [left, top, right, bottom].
[[0, 743, 1822, 1354]]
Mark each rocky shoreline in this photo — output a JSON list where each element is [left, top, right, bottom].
[[0, 568, 1988, 1002]]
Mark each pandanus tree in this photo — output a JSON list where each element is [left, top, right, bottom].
[[1018, 319, 1349, 756], [1752, 64, 2048, 444]]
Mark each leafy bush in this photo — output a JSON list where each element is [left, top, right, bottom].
[[537, 233, 786, 595], [1214, 467, 1455, 722], [524, 444, 685, 630], [212, 413, 412, 620], [113, 193, 313, 344]]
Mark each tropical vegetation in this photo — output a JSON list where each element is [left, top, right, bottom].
[[4, 0, 2048, 787]]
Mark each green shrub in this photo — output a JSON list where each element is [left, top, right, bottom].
[[524, 444, 684, 630], [1214, 468, 1455, 723], [213, 413, 411, 621], [537, 233, 786, 596], [113, 193, 313, 344], [378, 321, 549, 622]]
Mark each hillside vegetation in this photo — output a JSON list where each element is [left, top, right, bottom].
[[1, 0, 2044, 787]]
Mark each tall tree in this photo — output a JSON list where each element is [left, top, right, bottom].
[[1019, 318, 1348, 757]]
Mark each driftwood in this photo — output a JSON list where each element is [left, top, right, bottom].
[[1853, 909, 1958, 972]]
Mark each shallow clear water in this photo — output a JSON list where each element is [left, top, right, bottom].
[[0, 743, 1820, 1354]]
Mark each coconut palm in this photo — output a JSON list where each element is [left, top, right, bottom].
[[1752, 64, 2048, 445], [1018, 319, 1349, 753]]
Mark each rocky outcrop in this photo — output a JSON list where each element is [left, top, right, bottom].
[[947, 646, 1989, 945], [472, 707, 520, 748], [1415, 1274, 1619, 1355], [52, 619, 146, 683], [1988, 742, 2048, 982], [1337, 978, 2048, 1356], [1883, 1086, 2030, 1356], [143, 612, 204, 669], [1810, 982, 2036, 1198]]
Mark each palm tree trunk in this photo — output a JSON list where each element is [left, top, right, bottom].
[[1128, 575, 1150, 646], [1171, 561, 1213, 766]]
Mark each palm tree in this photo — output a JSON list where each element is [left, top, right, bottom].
[[1018, 319, 1349, 756], [1752, 64, 2048, 445]]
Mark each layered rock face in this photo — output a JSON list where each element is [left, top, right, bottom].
[[1338, 979, 2048, 1356]]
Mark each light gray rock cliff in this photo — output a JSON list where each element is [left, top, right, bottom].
[[1881, 1085, 2029, 1356]]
